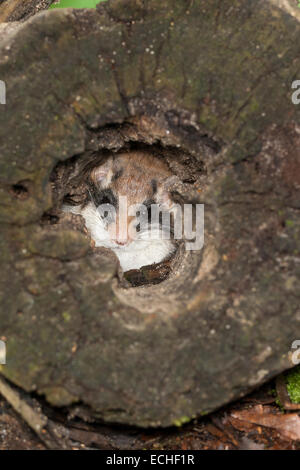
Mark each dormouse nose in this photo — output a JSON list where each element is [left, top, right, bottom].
[[115, 224, 129, 246], [116, 238, 128, 246], [114, 215, 135, 246]]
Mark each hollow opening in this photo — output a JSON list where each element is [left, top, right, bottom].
[[10, 181, 30, 200], [45, 117, 216, 293]]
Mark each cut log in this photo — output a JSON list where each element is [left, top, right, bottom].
[[0, 0, 54, 22], [0, 0, 299, 427]]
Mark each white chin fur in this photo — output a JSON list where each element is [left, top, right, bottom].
[[63, 203, 175, 272]]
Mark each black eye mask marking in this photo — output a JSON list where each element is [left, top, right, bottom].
[[142, 198, 175, 236], [141, 199, 155, 224], [88, 184, 117, 208], [151, 179, 157, 195], [143, 198, 156, 209], [112, 168, 123, 182]]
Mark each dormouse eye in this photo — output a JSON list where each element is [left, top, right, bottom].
[[98, 189, 117, 207], [89, 186, 117, 208], [90, 188, 117, 224], [98, 203, 115, 224], [100, 195, 112, 205]]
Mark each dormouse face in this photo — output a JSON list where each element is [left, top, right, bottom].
[[89, 151, 175, 246]]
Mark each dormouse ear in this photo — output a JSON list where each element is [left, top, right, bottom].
[[91, 158, 113, 188], [157, 176, 180, 210]]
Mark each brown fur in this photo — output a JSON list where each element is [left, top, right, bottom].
[[91, 151, 172, 206], [90, 151, 173, 243]]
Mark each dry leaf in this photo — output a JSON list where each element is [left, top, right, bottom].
[[231, 405, 300, 441]]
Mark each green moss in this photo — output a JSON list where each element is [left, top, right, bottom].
[[41, 386, 78, 406], [269, 386, 285, 412], [285, 220, 294, 227], [172, 415, 192, 427], [50, 0, 104, 9], [286, 365, 300, 404], [62, 311, 71, 322], [275, 397, 285, 412]]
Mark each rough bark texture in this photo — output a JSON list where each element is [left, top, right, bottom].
[[0, 0, 53, 23], [0, 0, 299, 427]]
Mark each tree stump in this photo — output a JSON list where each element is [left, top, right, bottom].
[[0, 0, 299, 427]]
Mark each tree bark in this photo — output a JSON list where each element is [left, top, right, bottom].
[[0, 0, 53, 22], [0, 0, 299, 427]]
